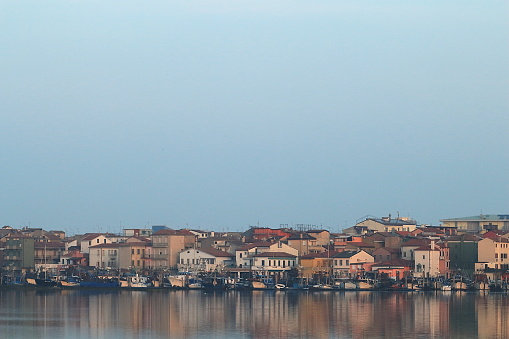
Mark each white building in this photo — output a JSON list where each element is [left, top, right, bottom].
[[251, 252, 297, 272], [235, 241, 299, 268], [178, 247, 234, 272]]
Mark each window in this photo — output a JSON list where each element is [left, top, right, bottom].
[[240, 253, 243, 258], [261, 260, 265, 266], [137, 249, 140, 255], [346, 260, 349, 266]]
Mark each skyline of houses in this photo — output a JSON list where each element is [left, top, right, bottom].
[[2, 213, 509, 281]]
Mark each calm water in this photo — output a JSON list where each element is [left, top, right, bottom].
[[0, 288, 507, 338]]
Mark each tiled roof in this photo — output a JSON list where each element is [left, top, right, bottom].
[[253, 252, 296, 258], [81, 233, 101, 241], [332, 251, 361, 258], [373, 247, 400, 254], [402, 239, 430, 247], [196, 247, 234, 257], [237, 242, 273, 251], [287, 233, 317, 240]]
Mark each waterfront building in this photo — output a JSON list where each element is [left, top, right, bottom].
[[89, 243, 120, 269], [34, 241, 65, 267], [178, 247, 235, 272], [446, 234, 481, 274], [235, 241, 298, 268], [119, 240, 152, 270], [299, 251, 336, 279], [332, 250, 374, 277], [413, 241, 450, 278], [476, 237, 509, 271], [251, 252, 297, 274], [370, 259, 413, 280], [440, 214, 509, 233], [151, 229, 196, 269], [2, 235, 35, 272]]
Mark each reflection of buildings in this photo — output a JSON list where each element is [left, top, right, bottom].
[[3, 289, 506, 338], [477, 293, 509, 338]]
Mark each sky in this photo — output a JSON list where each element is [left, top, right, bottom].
[[1, 0, 508, 235]]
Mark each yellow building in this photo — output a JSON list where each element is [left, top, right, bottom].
[[299, 252, 335, 279], [441, 214, 509, 233]]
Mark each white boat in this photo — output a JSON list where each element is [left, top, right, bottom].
[[167, 275, 187, 288], [122, 275, 153, 288]]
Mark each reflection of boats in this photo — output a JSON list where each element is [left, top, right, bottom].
[[336, 279, 375, 290], [441, 284, 452, 291]]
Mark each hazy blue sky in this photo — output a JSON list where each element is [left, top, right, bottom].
[[1, 1, 508, 234]]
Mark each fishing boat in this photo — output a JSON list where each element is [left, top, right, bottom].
[[80, 277, 121, 288], [164, 274, 187, 289], [122, 274, 153, 288], [59, 276, 81, 288]]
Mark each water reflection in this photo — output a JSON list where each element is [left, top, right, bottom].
[[0, 289, 505, 338]]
